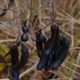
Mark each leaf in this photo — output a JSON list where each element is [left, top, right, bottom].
[[31, 51, 37, 56], [0, 63, 5, 71], [0, 43, 9, 58]]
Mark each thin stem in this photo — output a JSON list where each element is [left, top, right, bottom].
[[29, 0, 32, 22], [0, 14, 24, 21], [14, 0, 22, 42], [0, 6, 50, 22], [51, 0, 56, 24], [19, 62, 38, 79], [29, 0, 35, 41]]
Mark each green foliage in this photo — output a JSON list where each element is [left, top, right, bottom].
[[0, 63, 5, 71], [0, 43, 10, 71], [0, 43, 9, 58], [31, 50, 37, 56]]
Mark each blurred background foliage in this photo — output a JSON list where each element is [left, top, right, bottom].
[[0, 0, 80, 80]]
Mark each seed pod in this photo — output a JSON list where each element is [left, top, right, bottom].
[[44, 23, 59, 56], [22, 26, 29, 33], [13, 43, 29, 70], [38, 29, 46, 43], [52, 36, 70, 70], [51, 23, 59, 41], [45, 52, 53, 71], [43, 39, 53, 56], [36, 40, 43, 58], [10, 43, 19, 80], [4, 41, 20, 80], [4, 42, 20, 66], [53, 42, 60, 62], [40, 34, 46, 43], [12, 70, 19, 80], [36, 31, 43, 57], [10, 44, 19, 66], [37, 55, 48, 70], [21, 33, 28, 42]]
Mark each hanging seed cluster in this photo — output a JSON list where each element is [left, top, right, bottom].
[[4, 24, 29, 80], [36, 23, 70, 71], [2, 0, 70, 80], [3, 21, 70, 80], [21, 24, 29, 42]]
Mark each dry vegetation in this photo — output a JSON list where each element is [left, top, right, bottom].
[[0, 0, 80, 80]]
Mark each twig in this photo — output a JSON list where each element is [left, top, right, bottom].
[[0, 39, 16, 43], [56, 6, 80, 25], [19, 62, 38, 79], [0, 13, 24, 21], [51, 0, 56, 23], [14, 0, 22, 42], [17, 0, 29, 10], [0, 78, 10, 80]]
